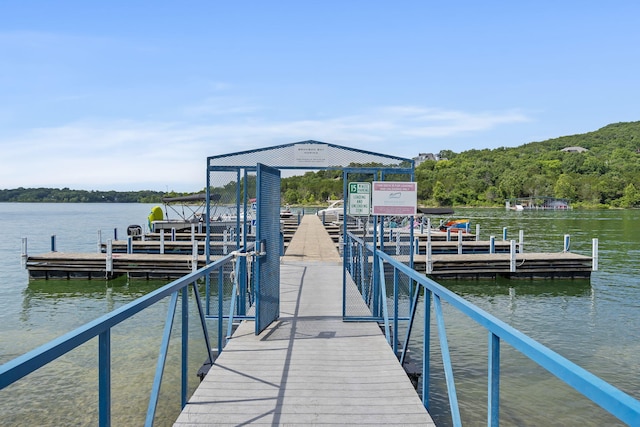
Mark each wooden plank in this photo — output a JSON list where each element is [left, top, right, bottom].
[[175, 218, 435, 426]]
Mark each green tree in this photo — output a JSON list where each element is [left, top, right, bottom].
[[554, 174, 577, 200]]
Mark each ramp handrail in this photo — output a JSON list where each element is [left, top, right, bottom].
[[0, 250, 241, 427], [345, 231, 640, 426]]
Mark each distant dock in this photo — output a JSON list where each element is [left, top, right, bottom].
[[24, 215, 596, 280]]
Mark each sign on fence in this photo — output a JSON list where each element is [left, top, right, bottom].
[[371, 181, 417, 216], [348, 182, 371, 216]]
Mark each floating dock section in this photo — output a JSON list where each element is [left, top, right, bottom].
[[24, 215, 301, 280]]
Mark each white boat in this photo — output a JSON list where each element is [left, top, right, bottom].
[[317, 200, 344, 220], [146, 194, 251, 233]]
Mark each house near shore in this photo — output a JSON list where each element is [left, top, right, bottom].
[[561, 146, 588, 153], [413, 152, 439, 166]]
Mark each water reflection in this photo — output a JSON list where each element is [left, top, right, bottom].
[[443, 277, 592, 298]]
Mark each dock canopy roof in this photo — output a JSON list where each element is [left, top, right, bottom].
[[207, 140, 414, 171]]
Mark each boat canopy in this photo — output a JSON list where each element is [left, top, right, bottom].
[[162, 193, 209, 203]]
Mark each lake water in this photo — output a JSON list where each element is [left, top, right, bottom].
[[1, 203, 639, 426]]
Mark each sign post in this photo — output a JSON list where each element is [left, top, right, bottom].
[[347, 182, 371, 216]]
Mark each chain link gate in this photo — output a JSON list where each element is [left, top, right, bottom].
[[206, 141, 415, 346]]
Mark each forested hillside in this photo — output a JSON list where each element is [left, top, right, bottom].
[[280, 121, 640, 208], [3, 122, 639, 207], [415, 121, 640, 207]]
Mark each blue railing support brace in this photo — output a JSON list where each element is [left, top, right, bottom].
[[145, 291, 179, 426]]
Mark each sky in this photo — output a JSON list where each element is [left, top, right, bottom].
[[1, 1, 639, 192]]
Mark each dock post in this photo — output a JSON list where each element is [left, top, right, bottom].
[[21, 237, 27, 268], [160, 230, 165, 254], [198, 222, 203, 233], [502, 227, 508, 241], [510, 240, 516, 272], [563, 234, 570, 252], [106, 239, 113, 275], [592, 238, 599, 271], [171, 228, 176, 242], [476, 224, 480, 241], [426, 232, 433, 274], [127, 236, 133, 254], [457, 230, 463, 254], [191, 224, 196, 243], [420, 221, 424, 234], [519, 230, 524, 253], [489, 236, 495, 254], [414, 237, 420, 255], [446, 228, 451, 242], [223, 230, 228, 255], [113, 228, 118, 241], [51, 235, 56, 252], [97, 230, 102, 253], [192, 241, 198, 272]]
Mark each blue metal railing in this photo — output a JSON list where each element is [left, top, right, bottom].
[[345, 231, 640, 426], [0, 251, 240, 427]]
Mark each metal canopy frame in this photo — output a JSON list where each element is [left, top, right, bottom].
[[205, 140, 415, 334]]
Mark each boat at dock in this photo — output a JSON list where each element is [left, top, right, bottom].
[[143, 193, 251, 234], [506, 196, 571, 210]]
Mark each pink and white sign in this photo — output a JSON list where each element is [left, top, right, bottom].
[[371, 181, 417, 215]]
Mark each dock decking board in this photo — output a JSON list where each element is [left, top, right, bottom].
[[174, 215, 434, 425]]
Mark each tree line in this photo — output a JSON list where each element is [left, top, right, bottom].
[[3, 121, 639, 208], [0, 188, 165, 203]]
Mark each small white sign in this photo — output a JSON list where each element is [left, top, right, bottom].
[[348, 182, 371, 216], [293, 143, 328, 167], [371, 181, 417, 216]]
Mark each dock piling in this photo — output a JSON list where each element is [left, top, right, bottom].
[[592, 238, 599, 271], [106, 240, 113, 276], [509, 240, 517, 272], [192, 241, 198, 272], [519, 230, 524, 253], [21, 238, 27, 268]]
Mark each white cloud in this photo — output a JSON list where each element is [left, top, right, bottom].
[[0, 106, 532, 191]]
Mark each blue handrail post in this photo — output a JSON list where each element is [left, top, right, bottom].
[[217, 268, 224, 353], [238, 255, 247, 315], [488, 332, 500, 427], [378, 261, 391, 344], [422, 289, 431, 409], [372, 216, 380, 317], [181, 286, 189, 409], [434, 295, 462, 427], [98, 330, 111, 427], [393, 268, 399, 356]]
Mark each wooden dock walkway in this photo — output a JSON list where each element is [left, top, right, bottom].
[[173, 215, 434, 426]]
